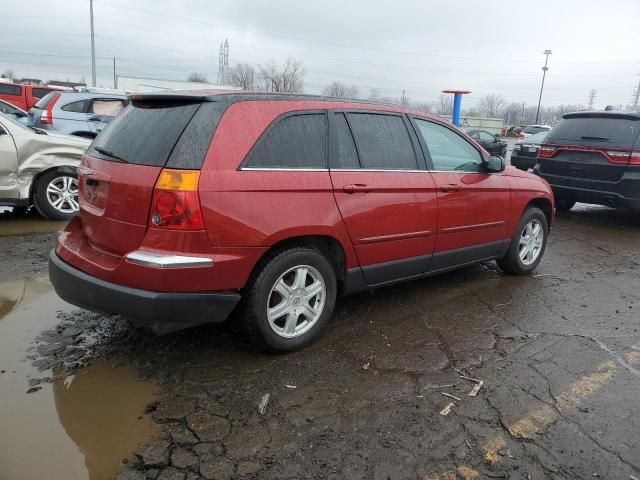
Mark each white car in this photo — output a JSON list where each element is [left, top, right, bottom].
[[518, 125, 551, 139], [0, 99, 29, 125], [0, 112, 91, 220]]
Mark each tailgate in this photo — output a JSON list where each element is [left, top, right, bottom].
[[78, 156, 161, 256]]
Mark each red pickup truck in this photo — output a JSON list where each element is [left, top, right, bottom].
[[0, 82, 65, 110]]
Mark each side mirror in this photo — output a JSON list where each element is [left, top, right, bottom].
[[486, 155, 505, 173]]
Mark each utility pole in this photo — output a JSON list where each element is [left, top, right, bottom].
[[113, 57, 117, 89], [588, 89, 597, 109], [632, 80, 640, 111], [89, 0, 96, 87], [535, 49, 552, 124]]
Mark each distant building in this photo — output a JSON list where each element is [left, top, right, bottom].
[[47, 80, 87, 88], [115, 75, 239, 93], [15, 78, 43, 85]]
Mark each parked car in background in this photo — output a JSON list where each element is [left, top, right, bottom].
[[0, 82, 65, 110], [0, 112, 91, 220], [511, 131, 548, 171], [465, 128, 507, 157], [534, 111, 640, 212], [519, 125, 551, 139], [28, 91, 129, 138], [0, 99, 29, 125], [50, 92, 554, 352]]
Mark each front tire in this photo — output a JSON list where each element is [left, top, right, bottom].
[[33, 170, 79, 220], [240, 246, 337, 352], [497, 207, 548, 275]]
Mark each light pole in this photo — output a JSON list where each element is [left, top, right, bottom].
[[89, 0, 96, 87], [535, 49, 552, 124]]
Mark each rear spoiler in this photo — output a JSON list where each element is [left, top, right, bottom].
[[563, 111, 640, 121]]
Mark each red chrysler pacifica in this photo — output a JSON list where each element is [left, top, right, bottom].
[[49, 92, 554, 351]]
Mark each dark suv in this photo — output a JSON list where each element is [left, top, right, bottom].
[[534, 111, 640, 211]]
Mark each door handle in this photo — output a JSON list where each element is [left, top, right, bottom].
[[440, 184, 460, 193], [343, 183, 369, 194]]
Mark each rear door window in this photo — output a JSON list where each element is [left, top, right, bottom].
[[89, 102, 201, 167], [243, 113, 327, 169], [546, 116, 640, 148], [0, 84, 22, 96], [61, 100, 90, 113], [332, 113, 360, 169], [346, 113, 417, 170], [414, 119, 483, 172]]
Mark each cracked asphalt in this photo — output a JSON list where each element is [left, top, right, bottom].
[[1, 204, 640, 480]]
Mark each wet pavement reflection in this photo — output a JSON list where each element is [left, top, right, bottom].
[[0, 278, 160, 480]]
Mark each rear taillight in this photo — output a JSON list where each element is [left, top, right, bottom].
[[149, 169, 204, 230], [40, 93, 60, 125], [538, 145, 556, 158], [630, 151, 640, 165]]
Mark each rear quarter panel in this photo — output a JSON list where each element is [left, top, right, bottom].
[[198, 100, 361, 268]]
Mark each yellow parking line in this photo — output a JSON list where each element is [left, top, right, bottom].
[[424, 343, 640, 478]]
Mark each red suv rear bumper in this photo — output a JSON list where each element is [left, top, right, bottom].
[[49, 217, 266, 333], [49, 250, 241, 334]]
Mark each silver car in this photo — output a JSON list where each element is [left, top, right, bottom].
[[28, 91, 128, 138], [0, 112, 91, 220]]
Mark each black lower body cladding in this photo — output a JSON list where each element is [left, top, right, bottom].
[[49, 251, 241, 334]]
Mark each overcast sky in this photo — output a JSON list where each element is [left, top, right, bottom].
[[2, 0, 639, 108]]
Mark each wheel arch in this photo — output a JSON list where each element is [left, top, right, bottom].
[[249, 235, 349, 293], [28, 165, 77, 203], [525, 197, 554, 230]]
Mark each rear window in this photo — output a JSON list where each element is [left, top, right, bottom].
[[32, 88, 53, 99], [0, 84, 22, 96], [90, 102, 201, 167], [545, 116, 640, 148], [34, 92, 57, 109]]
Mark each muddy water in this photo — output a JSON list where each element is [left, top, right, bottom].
[[0, 278, 160, 480]]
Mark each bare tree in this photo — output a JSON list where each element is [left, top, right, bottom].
[[230, 63, 255, 90], [187, 72, 208, 83], [368, 88, 381, 101], [434, 95, 453, 115], [414, 102, 432, 113], [2, 69, 15, 81], [323, 81, 358, 98], [258, 58, 305, 93], [479, 94, 507, 118]]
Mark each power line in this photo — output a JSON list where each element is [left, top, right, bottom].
[[90, 1, 640, 66]]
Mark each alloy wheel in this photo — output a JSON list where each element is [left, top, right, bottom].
[[266, 265, 326, 338], [519, 219, 544, 265], [46, 176, 79, 214]]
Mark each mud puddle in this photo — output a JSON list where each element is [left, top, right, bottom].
[[0, 278, 160, 480]]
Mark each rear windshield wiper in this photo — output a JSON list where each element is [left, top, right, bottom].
[[93, 146, 128, 163], [580, 136, 609, 141]]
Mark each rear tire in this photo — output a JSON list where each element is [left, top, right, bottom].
[[33, 170, 79, 221], [556, 198, 576, 212], [497, 207, 548, 275], [240, 246, 337, 352]]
